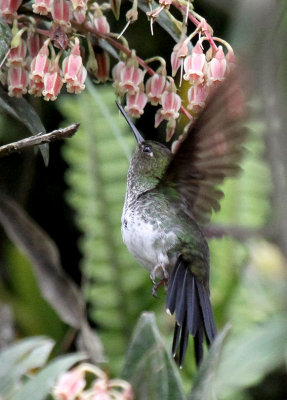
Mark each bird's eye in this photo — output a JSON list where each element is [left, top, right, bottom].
[[142, 144, 152, 154]]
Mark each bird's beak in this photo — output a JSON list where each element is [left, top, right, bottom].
[[116, 101, 144, 144]]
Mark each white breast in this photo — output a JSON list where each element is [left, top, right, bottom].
[[121, 208, 176, 273]]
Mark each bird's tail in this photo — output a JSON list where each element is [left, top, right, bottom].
[[166, 257, 217, 367]]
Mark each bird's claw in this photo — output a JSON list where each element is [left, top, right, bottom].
[[150, 264, 169, 298]]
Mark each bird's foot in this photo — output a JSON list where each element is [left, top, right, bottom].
[[150, 264, 169, 298]]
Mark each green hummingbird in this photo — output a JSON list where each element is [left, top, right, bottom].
[[117, 74, 246, 367]]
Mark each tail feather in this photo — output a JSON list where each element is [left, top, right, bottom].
[[166, 257, 216, 367]]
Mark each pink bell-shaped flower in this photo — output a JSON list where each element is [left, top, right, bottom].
[[207, 46, 227, 85], [29, 39, 50, 83], [72, 8, 86, 23], [51, 0, 72, 29], [112, 60, 126, 96], [145, 73, 167, 106], [8, 66, 28, 97], [66, 65, 87, 94], [187, 83, 208, 112], [27, 32, 44, 59], [6, 38, 27, 67], [62, 39, 84, 82], [125, 91, 147, 118], [0, 0, 22, 20], [119, 65, 144, 95], [43, 57, 63, 101], [70, 0, 87, 12], [155, 89, 181, 127], [53, 369, 86, 400], [32, 0, 51, 15], [93, 15, 110, 34], [183, 41, 207, 85]]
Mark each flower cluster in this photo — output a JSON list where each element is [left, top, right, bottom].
[[0, 0, 235, 141], [52, 363, 134, 400]]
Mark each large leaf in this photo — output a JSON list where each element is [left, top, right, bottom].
[[214, 313, 287, 398], [0, 193, 104, 362], [122, 312, 186, 400], [0, 337, 54, 398], [189, 325, 231, 400], [0, 86, 49, 164], [12, 352, 86, 400]]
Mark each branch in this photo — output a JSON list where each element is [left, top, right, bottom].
[[204, 224, 274, 241], [0, 123, 80, 158]]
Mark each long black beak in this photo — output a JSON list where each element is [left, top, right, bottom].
[[116, 101, 144, 144]]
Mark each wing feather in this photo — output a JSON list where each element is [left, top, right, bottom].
[[159, 70, 247, 224]]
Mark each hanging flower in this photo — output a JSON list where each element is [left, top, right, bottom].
[[32, 0, 51, 16], [183, 41, 207, 85], [53, 369, 86, 400], [7, 66, 28, 97], [51, 0, 72, 29], [125, 90, 147, 118], [154, 86, 181, 128], [29, 39, 50, 83], [6, 38, 27, 67], [207, 46, 227, 85], [145, 72, 167, 105], [42, 56, 63, 101]]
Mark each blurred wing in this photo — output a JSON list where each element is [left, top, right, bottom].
[[160, 70, 247, 224]]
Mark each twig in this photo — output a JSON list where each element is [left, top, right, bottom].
[[0, 123, 80, 158]]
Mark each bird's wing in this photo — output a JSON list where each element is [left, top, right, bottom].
[[159, 70, 247, 224]]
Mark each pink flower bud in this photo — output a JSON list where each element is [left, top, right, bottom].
[[166, 118, 176, 142], [110, 0, 121, 20], [183, 41, 206, 85], [93, 15, 110, 35], [51, 0, 72, 29], [7, 38, 27, 67], [187, 83, 208, 112], [32, 0, 51, 15], [30, 40, 50, 83], [119, 65, 144, 95], [43, 61, 63, 101], [0, 0, 22, 20], [170, 50, 181, 77], [8, 66, 28, 97], [27, 32, 44, 58], [112, 60, 126, 95], [125, 91, 147, 118], [145, 73, 167, 106], [94, 51, 110, 82], [207, 46, 227, 85], [53, 369, 86, 400]]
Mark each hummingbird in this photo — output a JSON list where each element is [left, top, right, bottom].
[[117, 72, 246, 367]]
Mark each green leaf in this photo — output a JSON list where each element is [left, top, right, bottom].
[[12, 353, 86, 400], [122, 312, 186, 400], [0, 337, 54, 397], [0, 18, 12, 65], [214, 314, 287, 398], [0, 86, 49, 165], [0, 194, 104, 363], [189, 325, 231, 400]]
